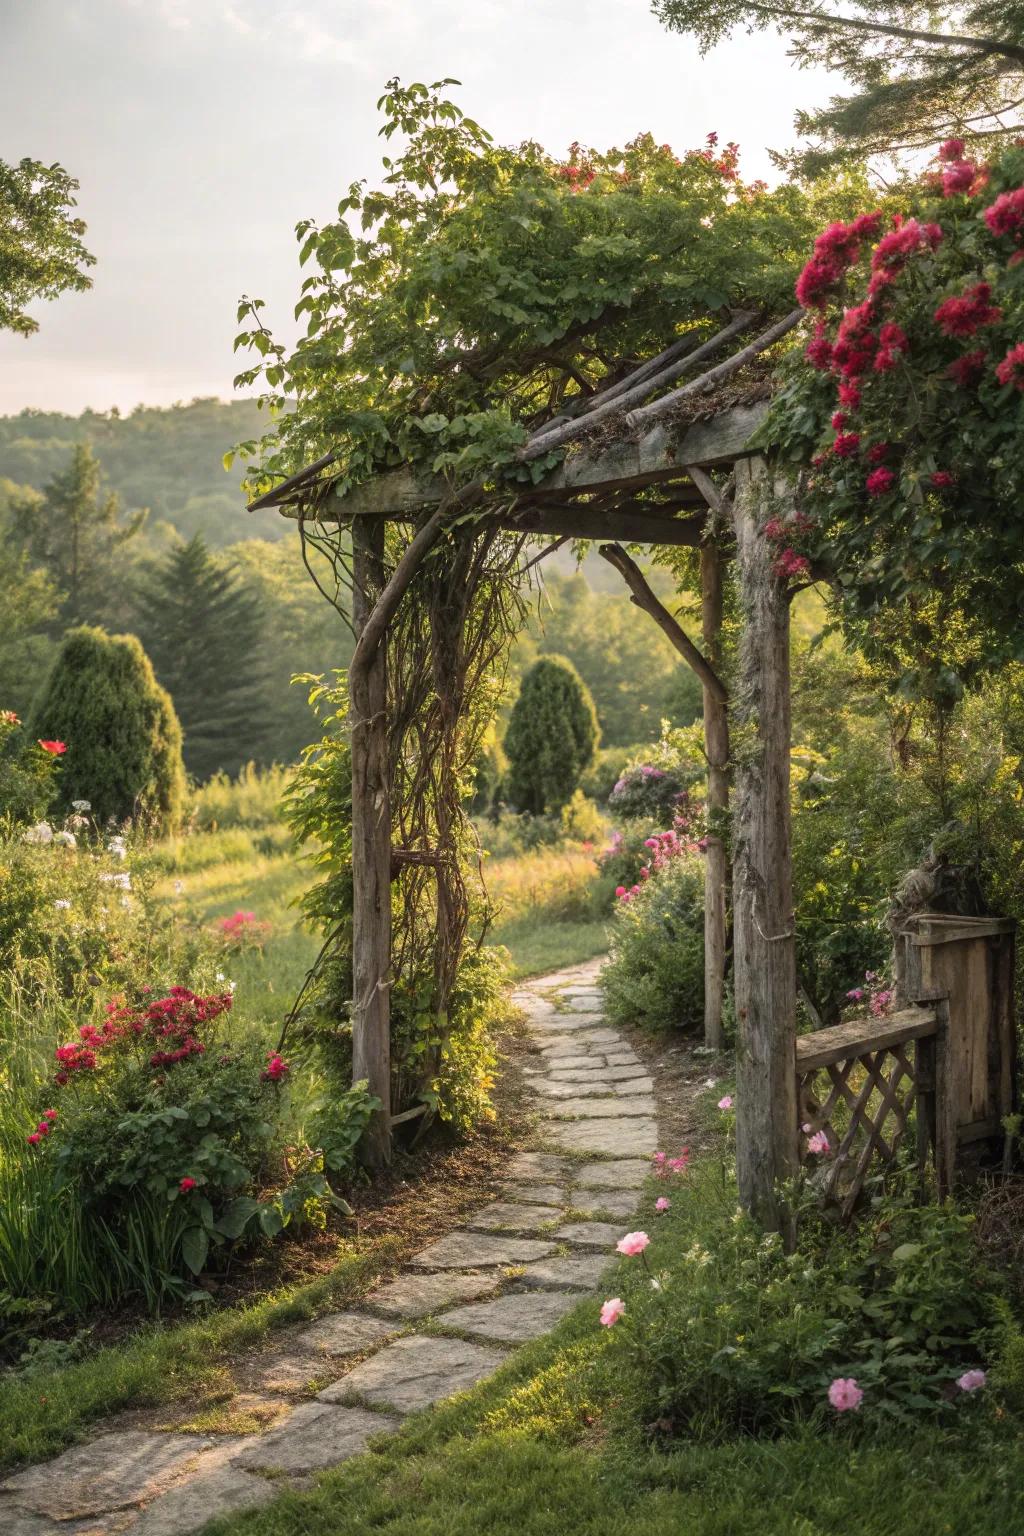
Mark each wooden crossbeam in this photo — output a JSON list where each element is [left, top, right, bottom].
[[794, 1006, 938, 1070]]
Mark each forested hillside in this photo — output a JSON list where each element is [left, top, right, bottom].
[[0, 400, 701, 780]]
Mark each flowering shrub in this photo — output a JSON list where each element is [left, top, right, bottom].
[[215, 909, 272, 952], [608, 763, 689, 826], [0, 711, 62, 825], [600, 849, 705, 1034], [843, 969, 895, 1019], [769, 141, 1024, 679], [603, 1166, 996, 1438]]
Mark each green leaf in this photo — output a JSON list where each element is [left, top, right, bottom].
[[181, 1226, 209, 1276], [215, 1196, 261, 1240]]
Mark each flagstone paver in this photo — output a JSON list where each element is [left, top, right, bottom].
[[235, 1402, 400, 1475], [0, 1433, 211, 1522], [441, 1290, 580, 1343], [318, 1335, 506, 1414], [408, 1231, 558, 1269], [293, 1310, 397, 1356], [364, 1269, 502, 1320], [1, 957, 662, 1536], [465, 1201, 563, 1232]]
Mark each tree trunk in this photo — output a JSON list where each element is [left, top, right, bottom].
[[730, 458, 798, 1230], [349, 516, 392, 1170], [701, 541, 729, 1051]]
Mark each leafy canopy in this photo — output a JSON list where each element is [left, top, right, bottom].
[[766, 140, 1024, 694], [233, 78, 867, 497], [0, 157, 95, 336], [653, 0, 1024, 168]]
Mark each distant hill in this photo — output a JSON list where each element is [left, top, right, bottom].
[[0, 398, 287, 548]]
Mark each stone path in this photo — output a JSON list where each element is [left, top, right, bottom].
[[0, 958, 659, 1536]]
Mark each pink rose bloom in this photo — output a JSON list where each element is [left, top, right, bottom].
[[807, 1130, 830, 1155], [616, 1231, 651, 1257], [718, 1095, 734, 1110], [651, 1151, 667, 1165], [600, 1297, 625, 1326], [828, 1377, 864, 1412], [655, 1196, 671, 1212], [957, 1369, 986, 1392]]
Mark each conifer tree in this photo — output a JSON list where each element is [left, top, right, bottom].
[[504, 656, 599, 815], [31, 625, 185, 831], [135, 535, 268, 781], [11, 443, 144, 628]]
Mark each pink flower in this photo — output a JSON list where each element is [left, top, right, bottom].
[[35, 1121, 51, 1136], [600, 1297, 625, 1327], [942, 160, 978, 197], [668, 1148, 690, 1173], [938, 138, 965, 163], [805, 323, 832, 369], [807, 1130, 830, 1155], [956, 1369, 986, 1392], [42, 1108, 58, 1121], [179, 1176, 197, 1193], [833, 432, 861, 458], [652, 1151, 667, 1166], [655, 1196, 671, 1212], [984, 187, 1024, 238], [26, 1132, 41, 1146], [616, 1231, 651, 1257], [866, 467, 895, 497], [837, 380, 861, 409], [261, 1052, 290, 1083], [717, 1095, 733, 1110], [615, 885, 626, 898], [931, 471, 956, 489], [828, 1377, 864, 1412]]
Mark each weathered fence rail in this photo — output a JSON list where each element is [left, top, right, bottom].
[[796, 1003, 944, 1215]]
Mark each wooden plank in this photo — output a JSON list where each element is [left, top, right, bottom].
[[285, 402, 770, 523], [493, 505, 706, 546], [795, 1007, 937, 1070], [701, 540, 729, 1050], [909, 915, 1016, 946], [730, 458, 798, 1232]]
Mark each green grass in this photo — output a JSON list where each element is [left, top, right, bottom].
[[489, 916, 609, 979], [0, 1238, 403, 1471]]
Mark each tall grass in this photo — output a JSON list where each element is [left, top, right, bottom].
[[191, 763, 295, 831]]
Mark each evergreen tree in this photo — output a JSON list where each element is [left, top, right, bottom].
[[654, 0, 1024, 166], [31, 626, 185, 831], [11, 443, 144, 628], [135, 535, 268, 781], [504, 656, 599, 815]]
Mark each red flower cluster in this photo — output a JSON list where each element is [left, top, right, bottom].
[[833, 432, 861, 458], [868, 218, 942, 295], [934, 282, 1002, 337], [54, 988, 232, 1082], [217, 911, 258, 936], [947, 348, 987, 387], [25, 1109, 58, 1147], [931, 471, 956, 488], [261, 1052, 290, 1083], [866, 467, 896, 496], [38, 740, 67, 756], [794, 212, 883, 309], [984, 186, 1024, 240], [687, 132, 740, 181], [179, 1176, 197, 1193], [996, 343, 1024, 390]]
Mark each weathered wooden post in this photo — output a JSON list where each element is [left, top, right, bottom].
[[701, 540, 729, 1052], [730, 457, 799, 1228], [349, 515, 393, 1169]]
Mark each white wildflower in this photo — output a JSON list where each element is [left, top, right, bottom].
[[23, 822, 53, 845], [71, 799, 91, 812], [53, 830, 77, 848], [107, 836, 128, 860], [100, 871, 131, 891], [120, 895, 132, 909], [54, 899, 71, 910], [173, 880, 184, 895]]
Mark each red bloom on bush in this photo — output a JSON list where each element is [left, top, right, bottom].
[[984, 187, 1024, 239], [938, 138, 966, 163], [996, 343, 1024, 390], [38, 740, 67, 756], [805, 323, 832, 369], [867, 443, 890, 463], [833, 432, 861, 458], [179, 1176, 197, 1193], [931, 471, 956, 488], [795, 212, 882, 308], [262, 1052, 290, 1083], [831, 411, 847, 430], [774, 548, 811, 580], [866, 467, 896, 496], [942, 161, 978, 197], [947, 348, 988, 387], [42, 1108, 58, 1121], [26, 1133, 41, 1146], [837, 381, 861, 409], [869, 218, 941, 291], [934, 283, 1001, 337]]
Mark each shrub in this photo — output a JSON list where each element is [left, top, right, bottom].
[[31, 627, 186, 833], [504, 656, 599, 814], [609, 762, 689, 825], [0, 711, 61, 825], [601, 850, 705, 1032], [191, 763, 292, 832], [578, 744, 647, 805], [605, 1167, 998, 1439]]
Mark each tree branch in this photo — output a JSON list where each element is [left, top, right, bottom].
[[745, 1, 1024, 65], [598, 541, 728, 704]]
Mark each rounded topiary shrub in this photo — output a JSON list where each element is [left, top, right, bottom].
[[504, 655, 599, 815], [601, 852, 705, 1033], [31, 626, 186, 832]]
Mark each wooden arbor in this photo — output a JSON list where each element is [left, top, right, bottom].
[[260, 377, 803, 1226]]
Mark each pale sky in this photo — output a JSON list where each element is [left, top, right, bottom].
[[0, 0, 840, 416]]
